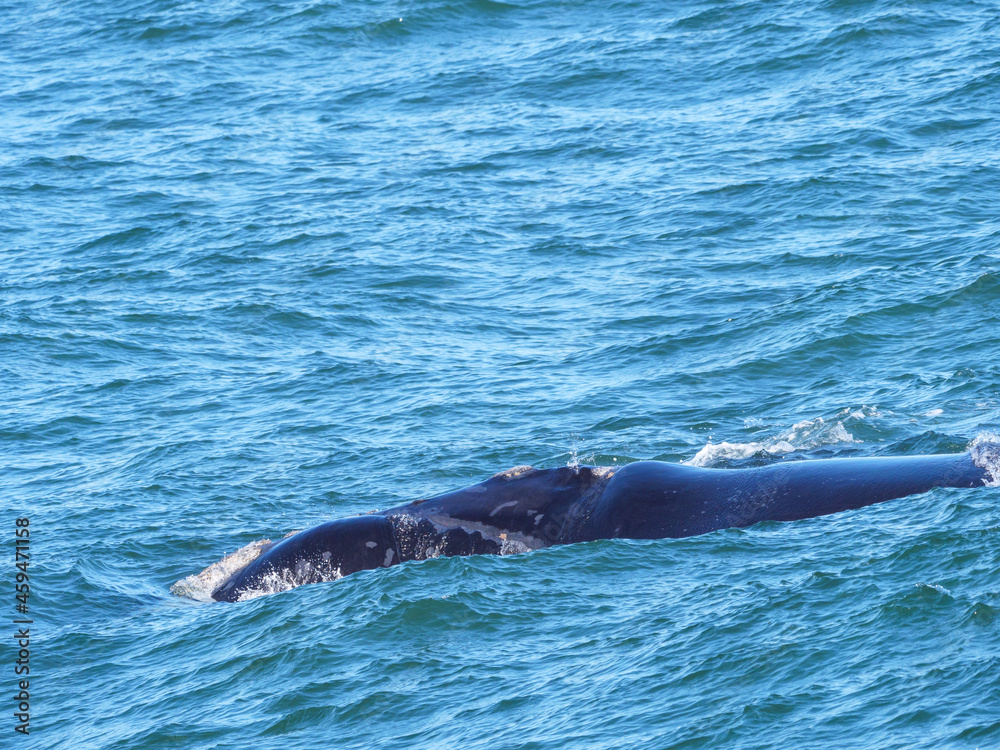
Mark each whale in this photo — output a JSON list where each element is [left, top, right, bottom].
[[208, 446, 997, 602]]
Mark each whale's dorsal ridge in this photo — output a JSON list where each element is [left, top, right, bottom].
[[491, 465, 537, 481]]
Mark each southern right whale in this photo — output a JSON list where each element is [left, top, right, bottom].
[[205, 444, 998, 602]]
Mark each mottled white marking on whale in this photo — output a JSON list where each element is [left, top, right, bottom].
[[489, 500, 518, 517]]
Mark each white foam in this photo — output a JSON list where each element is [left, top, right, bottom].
[[970, 432, 1000, 487], [170, 538, 274, 603], [683, 409, 875, 468], [500, 538, 532, 555], [171, 530, 301, 602], [920, 582, 952, 596], [231, 563, 343, 602]]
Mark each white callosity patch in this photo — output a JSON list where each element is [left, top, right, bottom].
[[970, 433, 1000, 487], [684, 408, 878, 467], [389, 504, 546, 562], [491, 465, 536, 480], [489, 500, 518, 517], [426, 511, 546, 553]]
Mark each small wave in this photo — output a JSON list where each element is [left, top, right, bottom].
[[684, 408, 878, 467], [970, 432, 1000, 487]]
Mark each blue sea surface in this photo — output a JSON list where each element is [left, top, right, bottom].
[[3, 0, 1000, 747]]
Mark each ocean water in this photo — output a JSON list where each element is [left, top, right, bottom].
[[3, 0, 1000, 746]]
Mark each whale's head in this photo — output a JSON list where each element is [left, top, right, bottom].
[[211, 514, 399, 602]]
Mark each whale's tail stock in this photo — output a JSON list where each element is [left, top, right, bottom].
[[740, 439, 1000, 526]]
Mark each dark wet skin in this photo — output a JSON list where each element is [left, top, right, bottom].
[[211, 451, 992, 602]]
